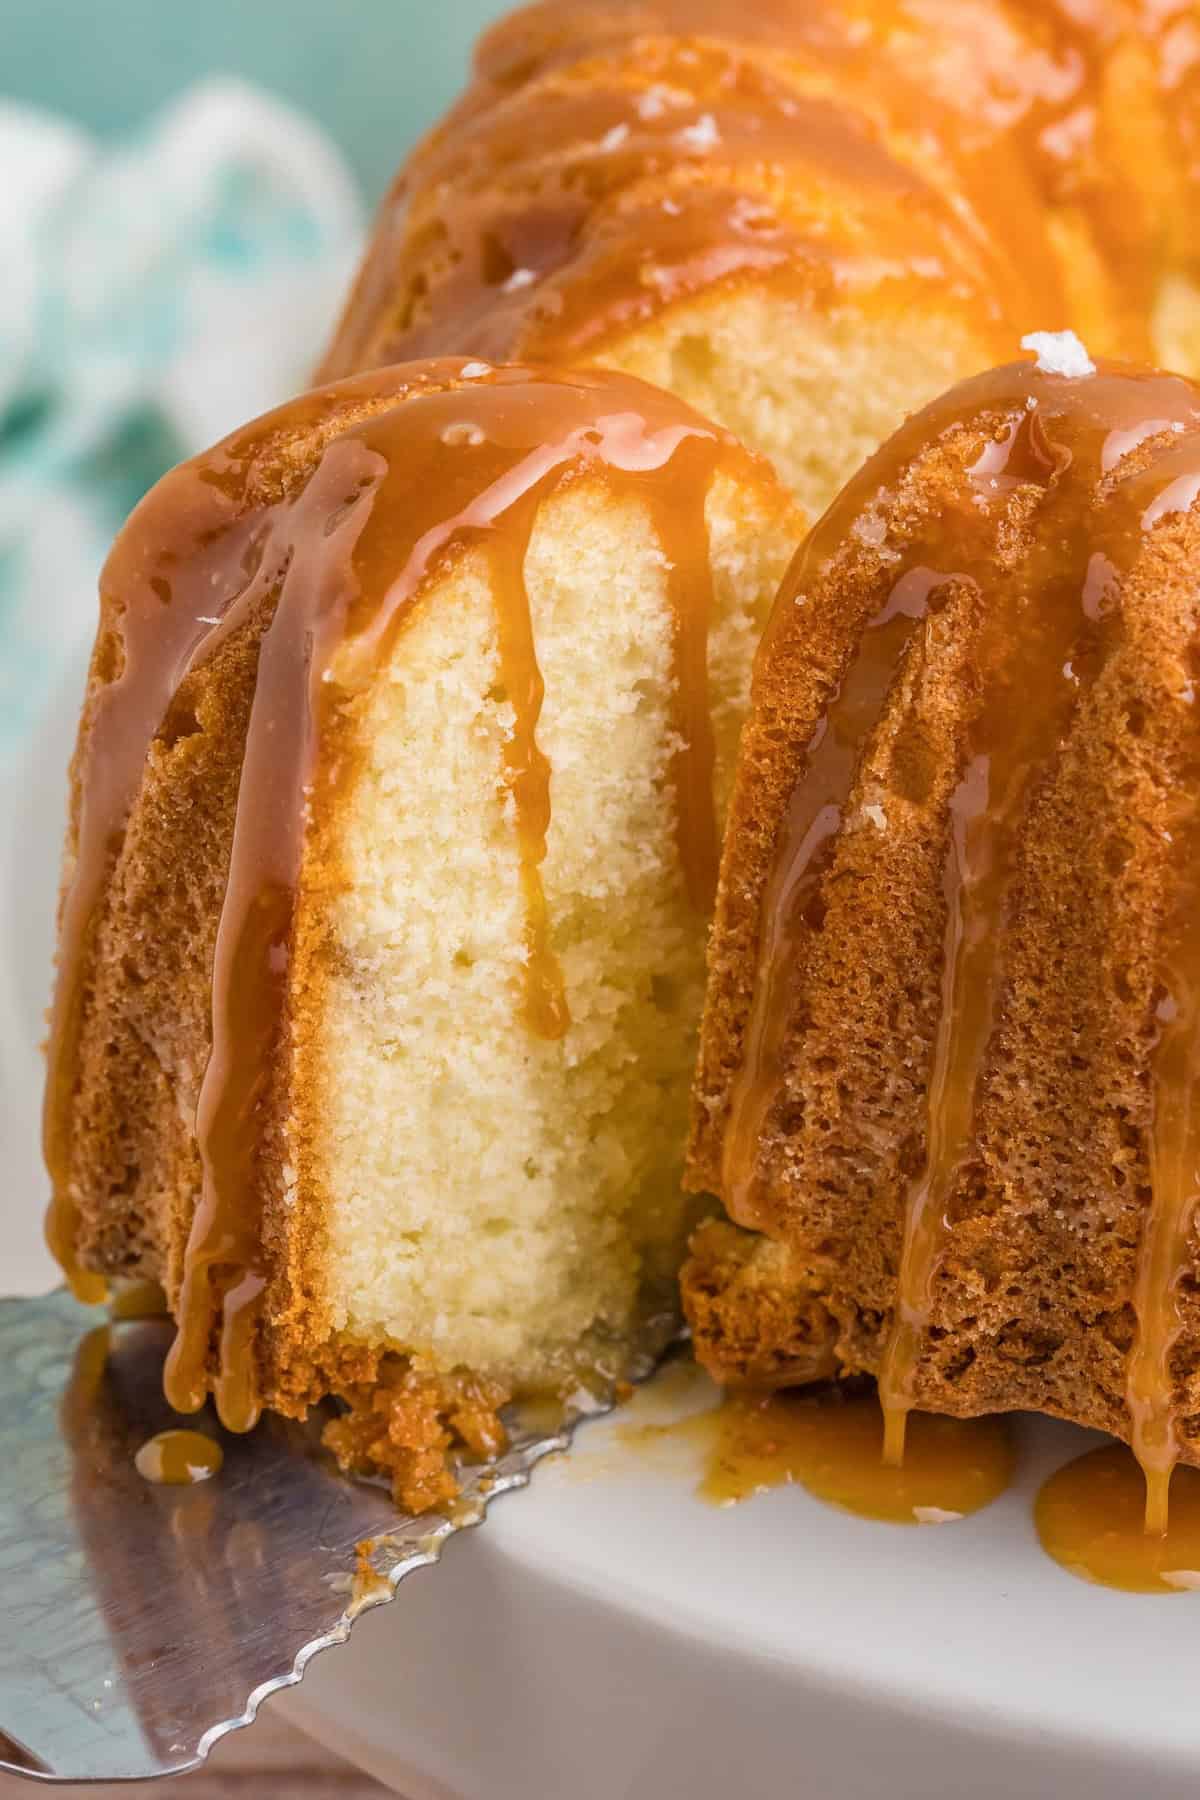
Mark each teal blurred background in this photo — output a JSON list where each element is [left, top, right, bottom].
[[0, 0, 513, 766], [4, 0, 509, 201]]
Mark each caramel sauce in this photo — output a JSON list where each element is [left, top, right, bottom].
[[721, 358, 1200, 1513], [700, 1386, 1014, 1521], [720, 563, 963, 1232], [489, 518, 569, 1036], [1036, 1444, 1200, 1593], [108, 1279, 169, 1322], [322, 0, 1196, 383], [134, 1429, 224, 1486], [349, 1537, 394, 1614], [1122, 437, 1200, 1536], [878, 408, 1091, 1466], [648, 443, 724, 905], [46, 361, 744, 1431], [1128, 954, 1200, 1537], [615, 1368, 1014, 1521], [325, 21, 1037, 379]]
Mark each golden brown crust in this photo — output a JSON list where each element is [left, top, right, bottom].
[[683, 1218, 840, 1387], [52, 356, 789, 1502], [64, 621, 265, 1294], [58, 376, 426, 1350], [684, 359, 1200, 1469]]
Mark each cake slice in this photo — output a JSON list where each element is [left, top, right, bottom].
[[45, 358, 800, 1509], [685, 347, 1200, 1518], [318, 0, 1200, 522]]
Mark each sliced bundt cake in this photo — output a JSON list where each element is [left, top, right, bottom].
[[45, 359, 801, 1508], [685, 344, 1200, 1526], [319, 0, 1200, 520]]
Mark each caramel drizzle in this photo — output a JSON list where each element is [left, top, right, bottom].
[[165, 438, 387, 1430], [1124, 444, 1200, 1536], [324, 10, 1074, 381], [362, 68, 1010, 366], [721, 566, 957, 1230], [648, 443, 724, 907], [721, 361, 1200, 1506], [43, 497, 267, 1308], [1131, 966, 1200, 1536], [489, 521, 570, 1038], [880, 423, 1200, 1472], [324, 0, 1196, 385], [877, 416, 1100, 1464], [47, 362, 732, 1428]]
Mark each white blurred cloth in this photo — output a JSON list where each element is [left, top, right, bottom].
[[0, 79, 364, 751]]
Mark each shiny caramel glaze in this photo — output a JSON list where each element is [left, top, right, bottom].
[[108, 1279, 169, 1322], [698, 1385, 1014, 1521], [134, 1428, 224, 1486], [1037, 1443, 1200, 1592], [1127, 508, 1200, 1533], [688, 355, 1200, 1525], [320, 0, 1198, 384], [44, 359, 760, 1432], [614, 1364, 1014, 1520]]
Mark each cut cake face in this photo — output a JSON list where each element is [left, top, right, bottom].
[[45, 358, 801, 1508]]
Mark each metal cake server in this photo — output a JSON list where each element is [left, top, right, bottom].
[[0, 1289, 665, 1784]]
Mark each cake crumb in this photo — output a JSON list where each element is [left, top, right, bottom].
[[324, 1362, 510, 1516]]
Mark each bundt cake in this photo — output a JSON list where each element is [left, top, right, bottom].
[[43, 0, 1200, 1524], [44, 357, 800, 1509], [684, 343, 1200, 1530], [319, 0, 1200, 520]]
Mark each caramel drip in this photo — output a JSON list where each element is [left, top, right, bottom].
[[721, 567, 956, 1227], [878, 421, 1200, 1469], [1037, 1443, 1200, 1593], [488, 519, 569, 1038], [876, 412, 1103, 1466], [1124, 444, 1200, 1536], [48, 362, 736, 1428], [42, 498, 267, 1310], [720, 358, 1200, 1489], [614, 1366, 1014, 1521], [165, 438, 387, 1431], [134, 1429, 224, 1486], [1130, 986, 1200, 1537], [108, 1279, 169, 1321], [648, 441, 724, 907]]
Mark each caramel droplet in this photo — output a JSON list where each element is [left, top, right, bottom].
[[108, 1279, 169, 1321], [135, 1429, 224, 1486], [1036, 1444, 1200, 1594], [702, 1386, 1014, 1524]]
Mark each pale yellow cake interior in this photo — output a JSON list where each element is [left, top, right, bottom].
[[602, 289, 1009, 524], [295, 470, 798, 1392]]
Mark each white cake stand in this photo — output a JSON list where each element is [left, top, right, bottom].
[[8, 662, 1200, 1800]]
